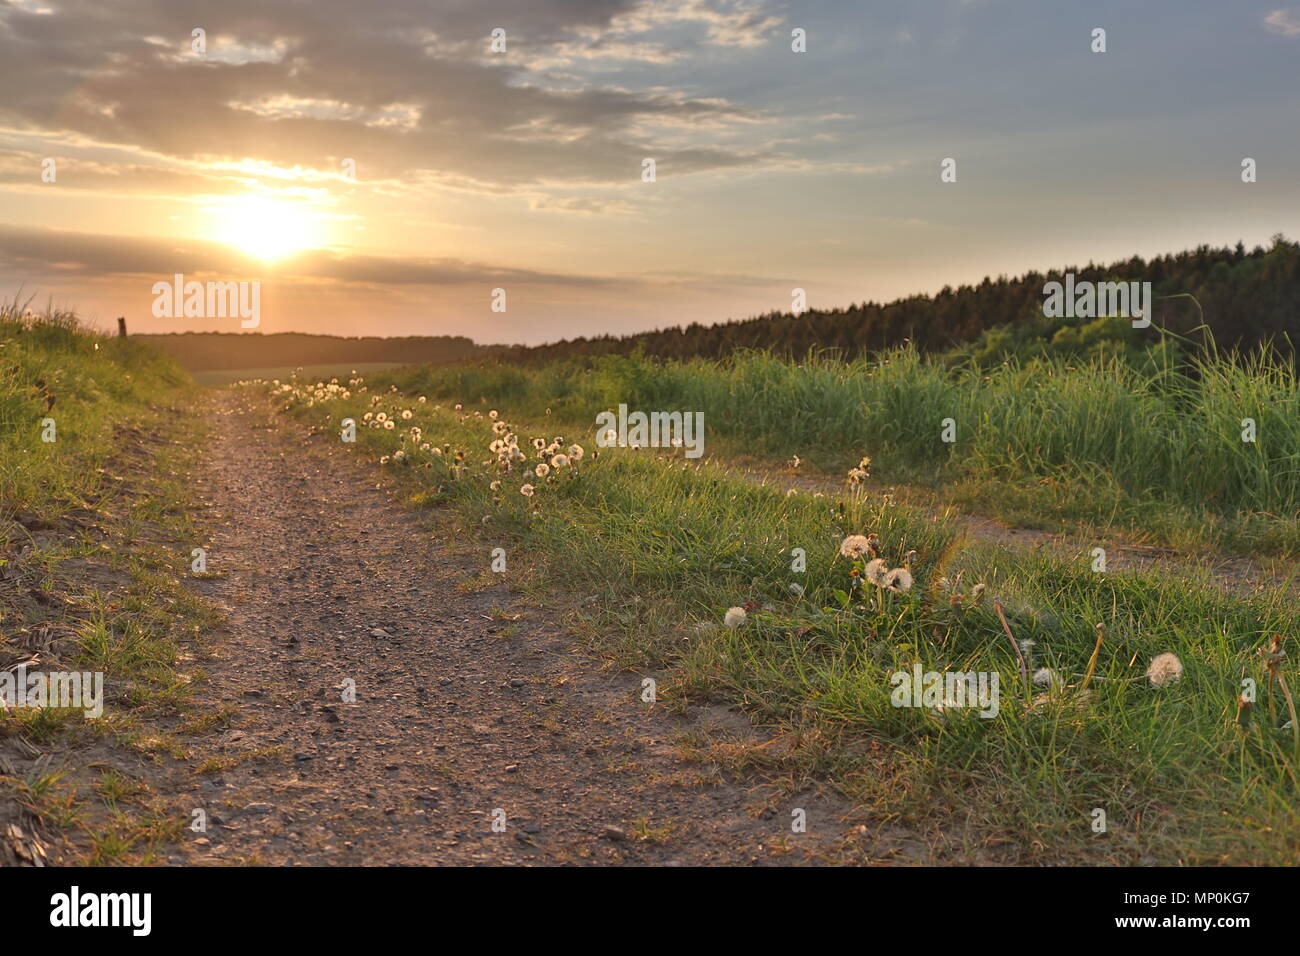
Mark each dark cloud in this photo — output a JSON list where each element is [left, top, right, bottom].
[[0, 0, 775, 190], [0, 221, 620, 287]]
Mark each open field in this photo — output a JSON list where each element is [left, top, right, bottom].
[[266, 369, 1300, 864]]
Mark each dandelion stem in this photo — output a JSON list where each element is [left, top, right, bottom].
[[1080, 624, 1105, 692], [993, 601, 1028, 686]]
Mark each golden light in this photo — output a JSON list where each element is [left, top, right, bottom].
[[211, 195, 316, 261]]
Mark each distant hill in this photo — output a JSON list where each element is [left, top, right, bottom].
[[490, 236, 1300, 365], [136, 332, 493, 371]]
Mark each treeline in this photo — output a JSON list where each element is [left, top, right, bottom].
[[492, 236, 1300, 365], [136, 332, 492, 371]]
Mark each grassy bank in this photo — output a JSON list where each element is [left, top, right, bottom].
[[365, 347, 1300, 556], [1, 302, 217, 864], [271, 373, 1300, 864]]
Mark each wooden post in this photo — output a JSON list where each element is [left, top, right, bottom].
[[117, 316, 127, 338]]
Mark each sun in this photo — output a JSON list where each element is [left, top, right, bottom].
[[211, 195, 315, 261]]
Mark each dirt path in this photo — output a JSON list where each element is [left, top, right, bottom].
[[171, 391, 880, 865]]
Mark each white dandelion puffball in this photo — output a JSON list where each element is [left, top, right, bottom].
[[520, 483, 535, 497], [788, 582, 805, 596], [1147, 652, 1184, 687], [724, 606, 748, 628], [839, 534, 872, 559], [569, 444, 584, 460], [864, 558, 888, 586], [535, 463, 550, 478], [884, 567, 913, 592], [551, 453, 569, 468], [490, 480, 501, 492], [1032, 667, 1060, 688]]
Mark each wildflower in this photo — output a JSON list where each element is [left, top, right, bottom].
[[884, 567, 913, 592], [791, 455, 801, 468], [493, 421, 508, 434], [1032, 667, 1059, 688], [569, 444, 584, 460], [839, 535, 873, 559], [418, 396, 427, 403], [384, 420, 395, 430], [535, 463, 550, 478], [1146, 652, 1184, 688], [401, 410, 413, 420], [419, 442, 430, 451], [489, 410, 499, 419], [520, 484, 534, 497], [788, 582, 804, 596], [454, 403, 462, 410], [724, 606, 747, 628], [864, 558, 888, 585], [375, 412, 387, 422], [490, 480, 501, 492], [552, 453, 569, 468], [393, 450, 406, 462]]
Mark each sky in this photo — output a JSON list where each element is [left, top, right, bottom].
[[0, 0, 1298, 345]]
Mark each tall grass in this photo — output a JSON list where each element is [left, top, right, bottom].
[[0, 297, 190, 518], [374, 346, 1300, 549]]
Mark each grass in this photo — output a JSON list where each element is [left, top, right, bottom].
[[366, 346, 1300, 556], [1, 297, 220, 864], [269, 372, 1300, 864]]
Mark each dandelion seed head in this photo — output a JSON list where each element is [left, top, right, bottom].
[[839, 535, 872, 559], [884, 567, 913, 592], [724, 606, 747, 628], [1147, 652, 1184, 688], [1032, 667, 1059, 688], [864, 558, 888, 585]]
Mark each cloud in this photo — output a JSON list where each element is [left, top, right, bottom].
[[0, 222, 620, 287], [0, 0, 788, 197], [1264, 8, 1300, 35]]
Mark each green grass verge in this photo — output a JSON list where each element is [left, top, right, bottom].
[[2, 301, 217, 864], [363, 347, 1300, 556]]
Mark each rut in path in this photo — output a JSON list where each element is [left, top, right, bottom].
[[173, 390, 892, 865]]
